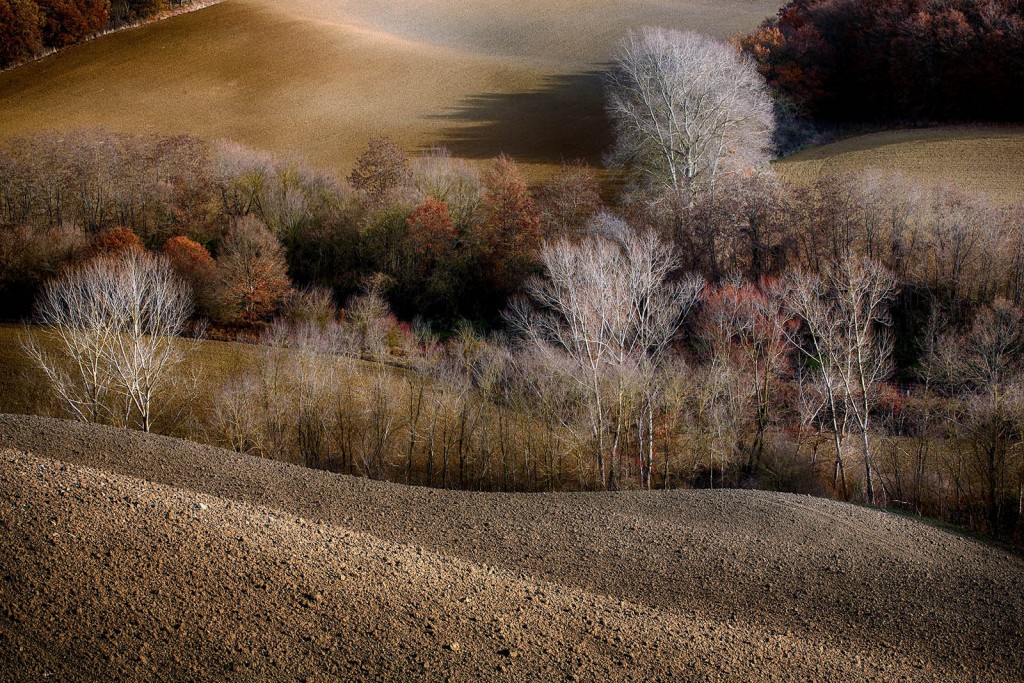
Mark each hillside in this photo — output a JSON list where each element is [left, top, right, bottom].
[[0, 0, 779, 178], [775, 125, 1024, 204], [0, 324, 414, 437], [1, 414, 1022, 680]]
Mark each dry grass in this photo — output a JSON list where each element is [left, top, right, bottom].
[[0, 323, 416, 434], [0, 323, 264, 420], [0, 0, 779, 179], [775, 125, 1024, 204]]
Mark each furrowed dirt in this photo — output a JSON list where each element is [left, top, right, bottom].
[[0, 414, 1021, 680]]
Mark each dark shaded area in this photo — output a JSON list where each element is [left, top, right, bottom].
[[739, 0, 1024, 125], [423, 69, 614, 165]]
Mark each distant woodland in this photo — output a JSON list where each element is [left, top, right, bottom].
[[0, 0, 198, 68], [738, 0, 1024, 124]]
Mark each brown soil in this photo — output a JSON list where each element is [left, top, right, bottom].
[[0, 414, 1022, 681], [0, 0, 780, 178]]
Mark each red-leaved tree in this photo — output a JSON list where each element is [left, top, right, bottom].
[[478, 155, 542, 293], [36, 0, 110, 49], [0, 0, 43, 67]]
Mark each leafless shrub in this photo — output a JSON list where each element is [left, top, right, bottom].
[[24, 249, 193, 431]]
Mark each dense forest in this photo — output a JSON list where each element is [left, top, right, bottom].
[[737, 0, 1024, 124], [0, 0, 197, 68]]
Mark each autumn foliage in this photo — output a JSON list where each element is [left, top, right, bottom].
[[36, 0, 109, 49], [91, 226, 143, 254], [479, 156, 543, 293], [737, 0, 1024, 122], [163, 235, 217, 315], [215, 217, 293, 326], [0, 0, 185, 68], [0, 0, 44, 65], [406, 197, 456, 273]]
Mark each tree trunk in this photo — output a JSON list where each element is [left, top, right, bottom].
[[406, 384, 423, 485], [832, 430, 848, 500], [862, 427, 875, 505]]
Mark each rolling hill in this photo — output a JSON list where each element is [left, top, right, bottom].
[[0, 0, 779, 178], [0, 414, 1021, 680], [775, 125, 1024, 204]]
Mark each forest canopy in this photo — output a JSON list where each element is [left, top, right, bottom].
[[737, 0, 1024, 123], [0, 0, 196, 68]]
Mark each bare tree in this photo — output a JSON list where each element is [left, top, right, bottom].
[[699, 280, 789, 474], [948, 388, 1024, 535], [24, 249, 193, 431], [344, 288, 396, 359], [215, 216, 292, 325], [781, 258, 897, 503], [348, 136, 411, 208], [922, 299, 1024, 393], [921, 299, 1024, 534], [411, 146, 482, 228], [606, 27, 774, 202], [508, 213, 702, 489]]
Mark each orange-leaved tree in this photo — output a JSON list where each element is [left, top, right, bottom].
[[163, 235, 218, 317], [215, 216, 292, 326], [478, 155, 542, 294], [91, 226, 143, 255]]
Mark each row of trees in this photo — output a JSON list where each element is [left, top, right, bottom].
[[737, 0, 1024, 123], [0, 0, 197, 68], [9, 130, 1023, 353], [0, 214, 293, 328], [0, 130, 585, 325], [24, 210, 1024, 540]]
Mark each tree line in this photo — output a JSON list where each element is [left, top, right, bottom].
[[737, 0, 1024, 126], [1, 0, 199, 69]]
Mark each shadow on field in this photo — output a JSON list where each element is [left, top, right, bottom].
[[423, 69, 614, 164]]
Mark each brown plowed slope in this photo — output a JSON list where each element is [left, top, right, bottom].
[[0, 414, 1022, 681], [0, 0, 780, 177]]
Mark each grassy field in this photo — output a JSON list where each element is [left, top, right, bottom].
[[775, 125, 1024, 204], [0, 0, 779, 179], [0, 323, 418, 438], [0, 323, 264, 420]]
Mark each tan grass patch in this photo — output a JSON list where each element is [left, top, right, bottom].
[[775, 126, 1024, 204]]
